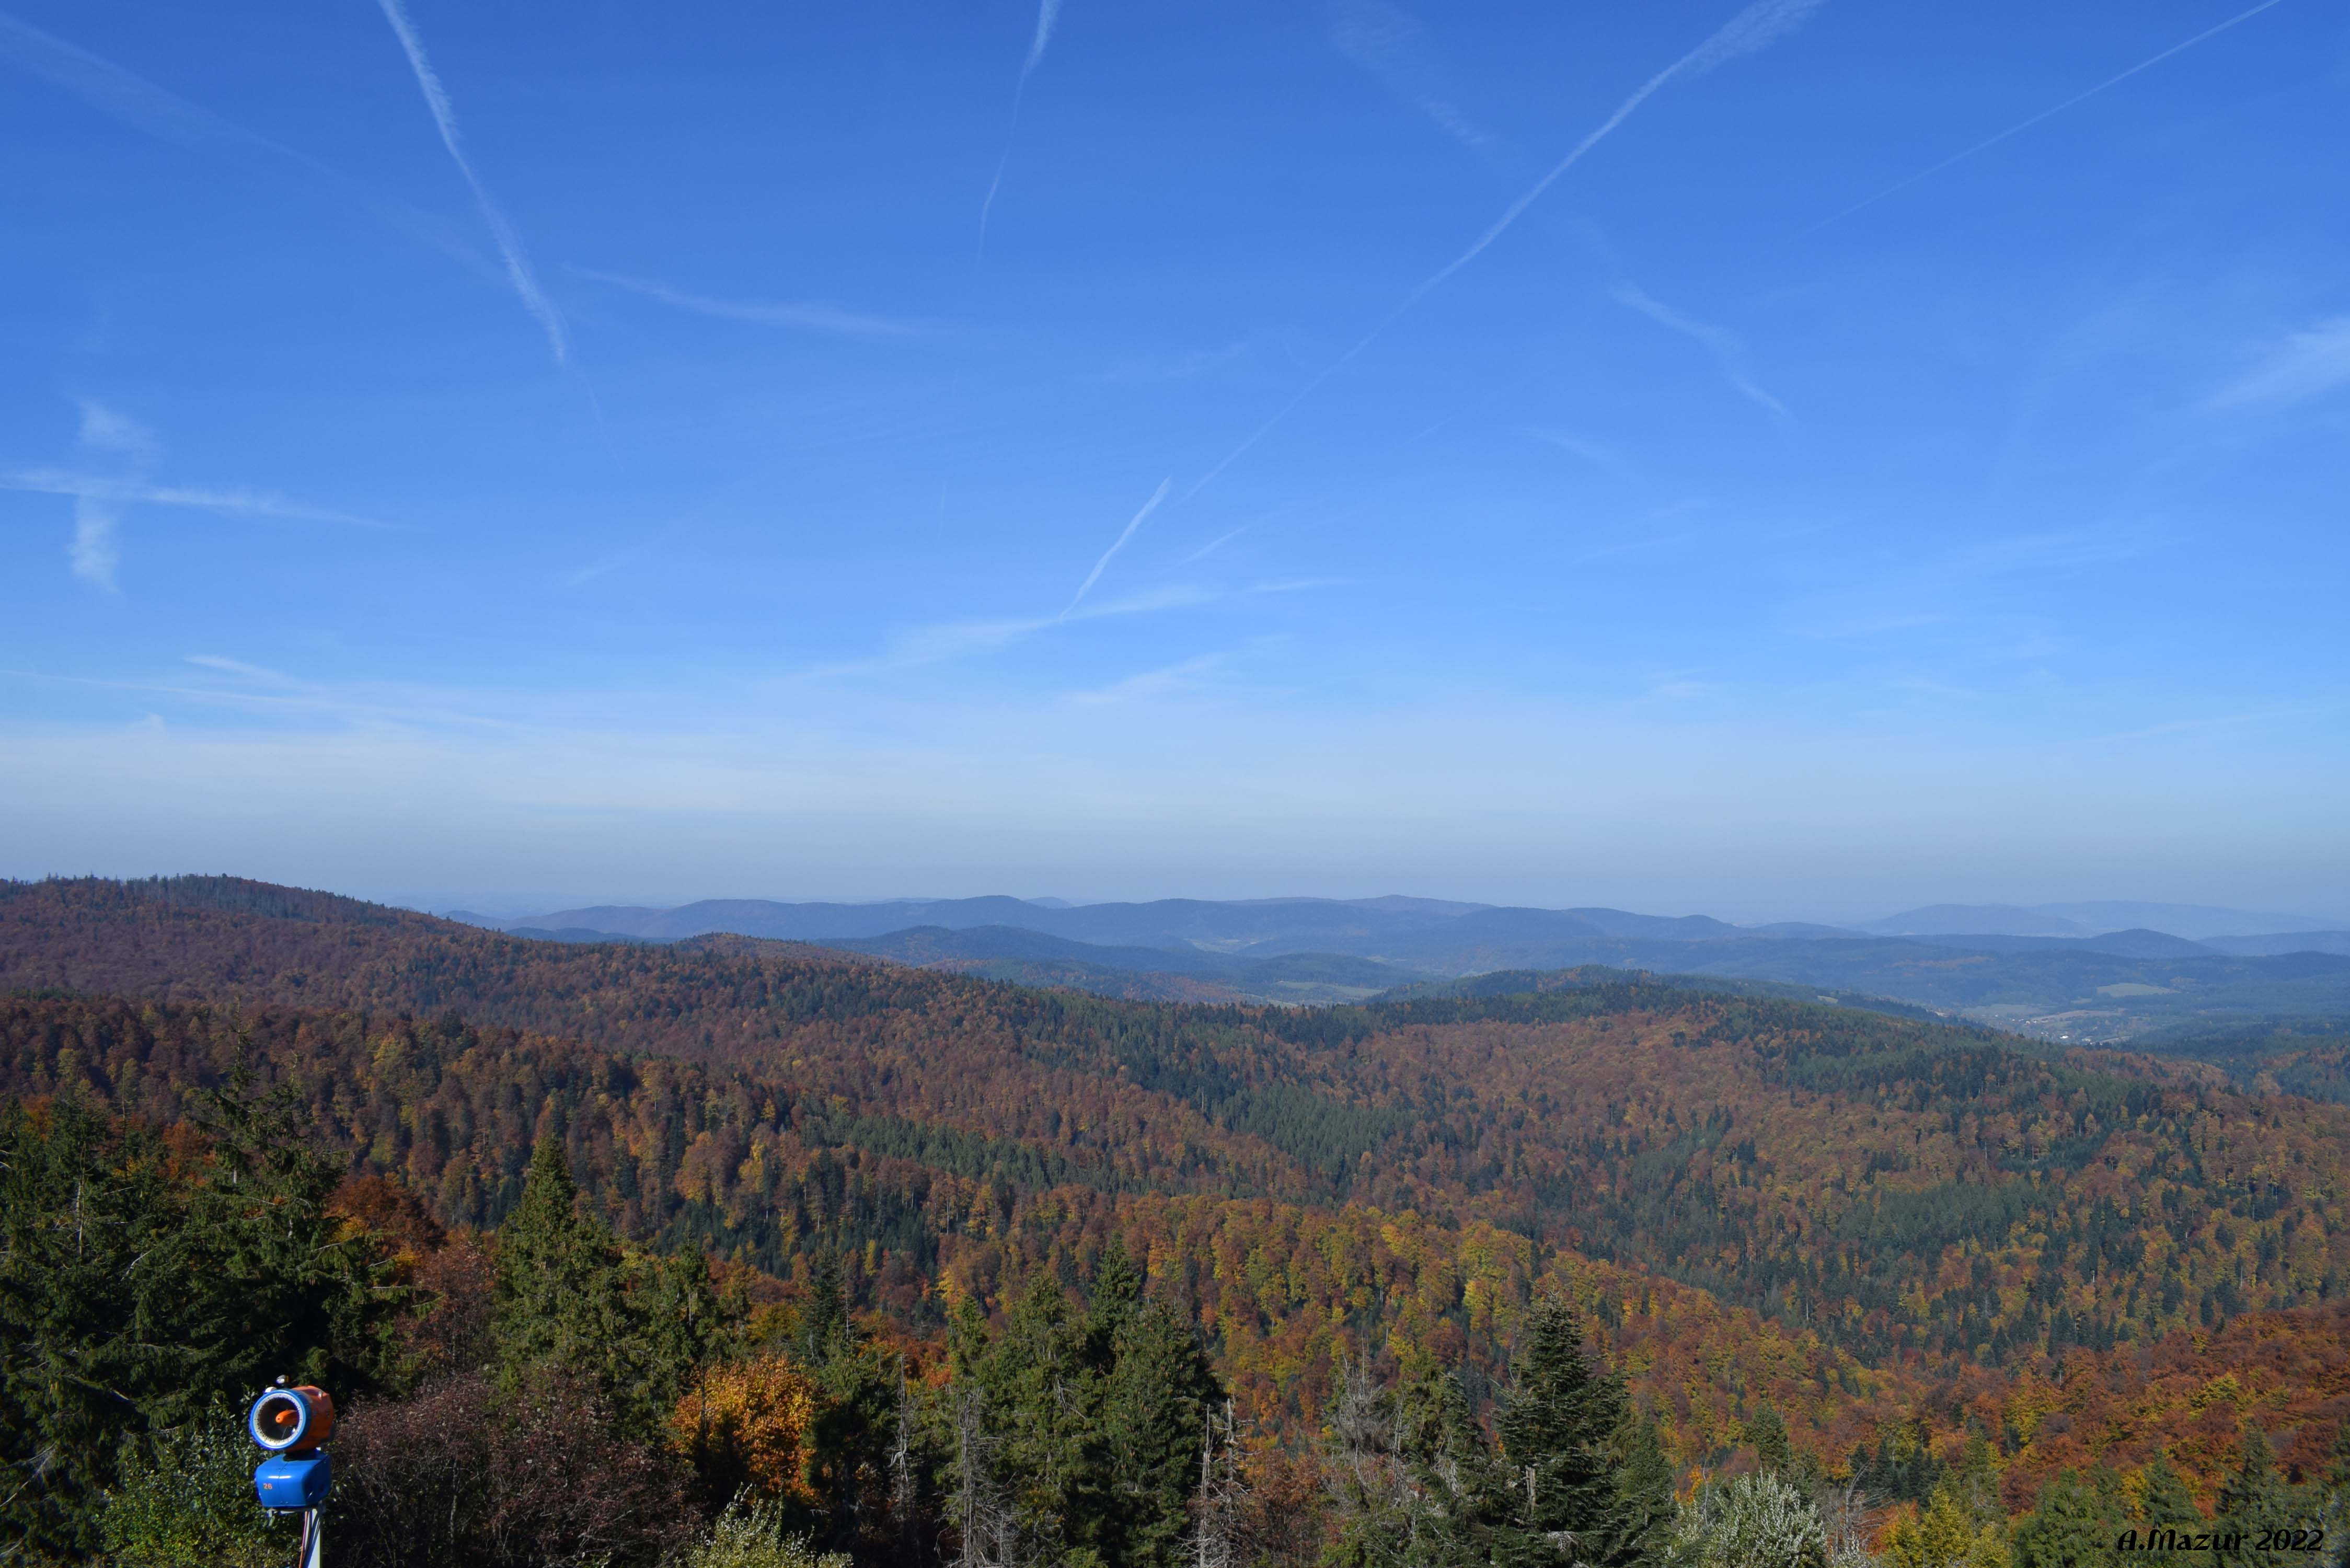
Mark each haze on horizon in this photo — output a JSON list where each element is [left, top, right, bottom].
[[3, 0, 2344, 917]]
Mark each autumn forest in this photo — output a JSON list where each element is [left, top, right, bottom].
[[5, 875, 2347, 1567]]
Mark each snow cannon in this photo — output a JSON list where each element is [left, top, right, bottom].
[[249, 1380, 335, 1564]]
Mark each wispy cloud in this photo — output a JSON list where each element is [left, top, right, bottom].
[[0, 10, 481, 268], [978, 0, 1069, 251], [1635, 670, 1720, 705], [77, 399, 158, 466], [1064, 479, 1170, 617], [577, 269, 926, 339], [1611, 283, 1791, 417], [1188, 0, 1826, 495], [2207, 317, 2350, 409], [68, 488, 118, 592], [0, 11, 277, 155], [2077, 710, 2276, 746], [825, 582, 1208, 676], [559, 528, 674, 590], [374, 0, 567, 364], [1327, 0, 1492, 151], [1025, 0, 1066, 73], [1183, 525, 1250, 563], [57, 401, 153, 589], [1781, 526, 2155, 641], [185, 654, 298, 685], [14, 398, 382, 593], [1069, 648, 1249, 706], [1089, 341, 1254, 386], [1817, 0, 2289, 227], [2, 470, 384, 527], [823, 578, 1334, 678], [1525, 428, 1628, 470], [11, 664, 508, 730]]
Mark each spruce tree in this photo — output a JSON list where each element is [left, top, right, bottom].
[[636, 1246, 724, 1422], [975, 1273, 1100, 1563], [801, 1247, 852, 1365], [1086, 1239, 1143, 1367], [492, 1133, 642, 1424], [1746, 1404, 1794, 1475], [2012, 1469, 2123, 1568], [1400, 1367, 1501, 1568], [2134, 1448, 2205, 1568], [2317, 1424, 2350, 1565], [1489, 1296, 1640, 1568], [1614, 1416, 1677, 1566], [2215, 1426, 2302, 1568], [1101, 1295, 1220, 1568]]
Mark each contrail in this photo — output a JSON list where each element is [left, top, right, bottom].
[[1613, 282, 1790, 417], [1816, 0, 2290, 228], [1063, 478, 1169, 617], [0, 9, 482, 269], [978, 0, 1067, 253], [4, 470, 384, 526], [1183, 524, 1249, 563], [576, 269, 925, 338], [374, 0, 568, 364], [1025, 0, 1066, 73], [1186, 0, 1826, 497]]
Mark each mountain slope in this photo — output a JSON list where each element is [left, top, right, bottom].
[[9, 987, 2349, 1495], [10, 875, 2350, 1369], [11, 876, 2350, 1497]]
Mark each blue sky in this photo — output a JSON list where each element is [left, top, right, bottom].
[[3, 0, 2345, 919]]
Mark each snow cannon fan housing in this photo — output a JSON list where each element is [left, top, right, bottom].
[[249, 1385, 335, 1454], [249, 1385, 335, 1511]]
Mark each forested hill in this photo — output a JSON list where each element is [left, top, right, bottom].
[[10, 988, 2350, 1501], [8, 873, 2350, 1497]]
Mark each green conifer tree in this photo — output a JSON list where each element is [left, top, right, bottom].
[[1401, 1367, 1500, 1568], [1086, 1239, 1142, 1368], [636, 1245, 725, 1421], [1489, 1295, 1641, 1568], [973, 1273, 1101, 1563], [2215, 1426, 2304, 1568], [2133, 1448, 2205, 1568], [1747, 1404, 1795, 1475], [492, 1133, 643, 1423], [1945, 1430, 2006, 1535], [800, 1247, 851, 1365], [2316, 1423, 2350, 1567], [1614, 1415, 1678, 1566], [2012, 1468, 2122, 1568], [1101, 1295, 1220, 1568]]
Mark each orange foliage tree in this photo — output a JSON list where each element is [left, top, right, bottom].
[[670, 1354, 823, 1503]]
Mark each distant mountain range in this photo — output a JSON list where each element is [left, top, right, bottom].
[[1857, 901, 2345, 940], [457, 894, 1742, 953], [458, 893, 2347, 948], [447, 894, 2350, 1039]]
